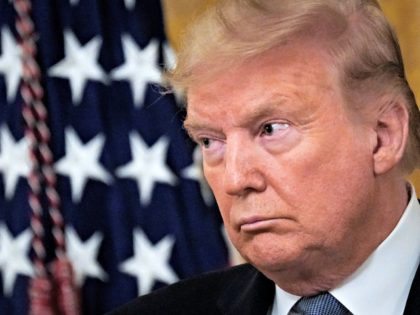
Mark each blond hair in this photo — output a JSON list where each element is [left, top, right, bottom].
[[169, 0, 420, 173]]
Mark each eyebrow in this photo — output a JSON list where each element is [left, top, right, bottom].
[[184, 96, 292, 134], [183, 120, 221, 139], [238, 101, 289, 126]]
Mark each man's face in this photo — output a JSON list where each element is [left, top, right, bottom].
[[185, 43, 378, 281]]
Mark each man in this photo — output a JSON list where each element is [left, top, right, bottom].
[[109, 0, 420, 314]]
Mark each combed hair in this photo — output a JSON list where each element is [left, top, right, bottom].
[[169, 0, 420, 173]]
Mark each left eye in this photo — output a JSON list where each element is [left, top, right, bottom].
[[262, 123, 289, 135]]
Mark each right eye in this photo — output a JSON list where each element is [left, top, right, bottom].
[[200, 137, 212, 148], [196, 136, 225, 165]]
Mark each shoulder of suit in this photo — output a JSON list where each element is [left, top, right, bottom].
[[107, 263, 259, 315]]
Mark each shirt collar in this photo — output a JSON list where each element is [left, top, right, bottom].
[[271, 286, 300, 315], [271, 184, 420, 315]]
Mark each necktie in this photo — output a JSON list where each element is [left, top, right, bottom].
[[291, 292, 350, 315]]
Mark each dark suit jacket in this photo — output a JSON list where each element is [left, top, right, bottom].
[[108, 262, 420, 315]]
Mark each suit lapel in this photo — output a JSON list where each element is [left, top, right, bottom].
[[403, 261, 420, 315], [217, 264, 275, 315], [404, 200, 420, 314]]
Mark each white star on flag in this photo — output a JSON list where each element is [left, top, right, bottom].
[[124, 0, 136, 10], [65, 226, 108, 286], [110, 36, 162, 107], [0, 224, 34, 297], [116, 133, 176, 206], [0, 125, 31, 199], [48, 30, 107, 105], [119, 228, 178, 296], [182, 147, 214, 206], [0, 27, 22, 103], [55, 128, 112, 203]]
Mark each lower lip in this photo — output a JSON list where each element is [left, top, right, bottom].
[[240, 218, 284, 232]]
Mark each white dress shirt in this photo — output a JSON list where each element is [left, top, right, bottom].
[[270, 185, 420, 315]]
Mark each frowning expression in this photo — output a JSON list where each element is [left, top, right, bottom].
[[185, 42, 376, 278]]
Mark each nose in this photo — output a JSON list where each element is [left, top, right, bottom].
[[223, 135, 266, 196]]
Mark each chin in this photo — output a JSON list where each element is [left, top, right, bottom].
[[237, 233, 304, 272]]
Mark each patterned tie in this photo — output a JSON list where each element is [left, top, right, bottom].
[[291, 292, 350, 315]]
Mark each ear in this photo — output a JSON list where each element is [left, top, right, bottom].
[[372, 101, 409, 175]]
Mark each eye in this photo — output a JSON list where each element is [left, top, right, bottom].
[[196, 136, 225, 165], [262, 122, 289, 136], [197, 137, 221, 150], [200, 137, 212, 148]]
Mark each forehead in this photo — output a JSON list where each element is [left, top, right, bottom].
[[185, 42, 342, 126]]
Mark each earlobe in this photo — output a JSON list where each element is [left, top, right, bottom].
[[372, 101, 409, 175]]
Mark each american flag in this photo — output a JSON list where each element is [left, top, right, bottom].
[[0, 0, 228, 314]]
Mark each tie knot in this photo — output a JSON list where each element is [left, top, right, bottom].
[[292, 292, 350, 315]]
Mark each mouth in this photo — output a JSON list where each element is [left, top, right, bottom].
[[238, 216, 292, 233]]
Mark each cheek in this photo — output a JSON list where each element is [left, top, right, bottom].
[[265, 128, 373, 224], [279, 126, 371, 190], [294, 150, 373, 234]]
